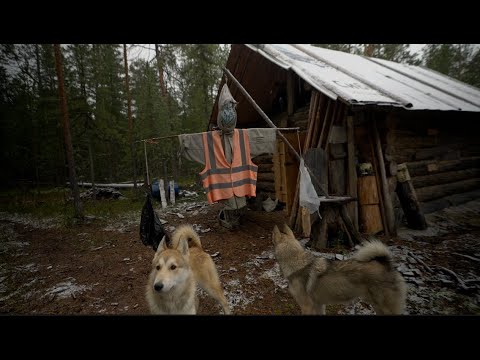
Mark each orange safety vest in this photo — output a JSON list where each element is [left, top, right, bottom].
[[200, 129, 258, 203]]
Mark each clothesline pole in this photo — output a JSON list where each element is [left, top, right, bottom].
[[135, 128, 301, 144], [223, 67, 328, 196], [144, 140, 150, 186]]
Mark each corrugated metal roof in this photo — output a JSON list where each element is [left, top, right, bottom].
[[245, 44, 480, 112]]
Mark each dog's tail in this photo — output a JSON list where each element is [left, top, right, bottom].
[[171, 224, 203, 250], [352, 240, 393, 265]]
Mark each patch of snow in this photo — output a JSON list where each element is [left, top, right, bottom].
[[0, 212, 61, 229], [44, 277, 91, 300]]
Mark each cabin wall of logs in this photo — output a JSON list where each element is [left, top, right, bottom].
[[382, 110, 480, 220], [247, 71, 480, 249]]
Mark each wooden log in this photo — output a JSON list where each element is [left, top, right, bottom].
[[256, 182, 276, 193], [406, 157, 480, 177], [252, 154, 273, 164], [372, 117, 396, 235], [412, 168, 480, 188], [386, 160, 398, 177], [395, 182, 427, 230], [257, 163, 274, 172], [420, 189, 480, 214], [415, 178, 480, 202], [415, 145, 459, 161], [420, 198, 451, 214], [359, 204, 384, 234], [257, 172, 275, 182]]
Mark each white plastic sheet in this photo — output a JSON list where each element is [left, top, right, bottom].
[[299, 158, 321, 214]]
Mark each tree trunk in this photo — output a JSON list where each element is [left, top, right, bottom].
[[88, 139, 95, 190], [364, 44, 375, 56], [154, 44, 167, 97], [123, 44, 137, 189], [53, 44, 83, 219], [33, 44, 42, 191]]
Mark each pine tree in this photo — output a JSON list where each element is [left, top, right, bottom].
[[54, 44, 83, 219]]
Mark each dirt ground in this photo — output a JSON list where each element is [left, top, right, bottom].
[[1, 195, 479, 316]]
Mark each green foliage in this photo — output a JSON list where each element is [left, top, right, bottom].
[[423, 44, 480, 87]]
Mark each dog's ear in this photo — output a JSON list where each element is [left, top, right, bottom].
[[177, 237, 190, 257], [283, 223, 294, 238], [272, 225, 281, 244], [156, 236, 168, 254]]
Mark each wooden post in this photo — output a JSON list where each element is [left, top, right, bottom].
[[372, 116, 396, 236], [346, 115, 358, 230], [159, 178, 167, 209]]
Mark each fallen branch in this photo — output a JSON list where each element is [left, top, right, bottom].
[[407, 251, 433, 273], [433, 265, 467, 288], [452, 252, 480, 263]]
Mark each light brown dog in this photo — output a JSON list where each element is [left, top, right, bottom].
[[170, 224, 231, 314], [146, 236, 197, 314]]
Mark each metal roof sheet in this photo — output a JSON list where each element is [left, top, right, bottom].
[[245, 44, 480, 112]]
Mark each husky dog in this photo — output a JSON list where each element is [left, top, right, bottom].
[[272, 224, 407, 315], [170, 224, 231, 315], [146, 236, 197, 314]]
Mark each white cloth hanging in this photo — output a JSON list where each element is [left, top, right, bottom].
[[299, 158, 321, 214]]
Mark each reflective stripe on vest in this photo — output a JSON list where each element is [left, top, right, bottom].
[[200, 129, 258, 203]]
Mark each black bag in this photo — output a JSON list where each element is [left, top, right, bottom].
[[139, 193, 169, 251]]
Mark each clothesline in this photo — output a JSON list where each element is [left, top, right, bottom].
[[135, 127, 301, 143]]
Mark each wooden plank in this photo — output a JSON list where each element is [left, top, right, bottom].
[[287, 70, 295, 116], [325, 102, 343, 150], [357, 175, 379, 205], [304, 147, 328, 196], [279, 141, 287, 201], [306, 93, 324, 153], [319, 100, 337, 149], [372, 116, 396, 236], [302, 91, 318, 153], [368, 124, 389, 236], [359, 204, 384, 234], [273, 141, 282, 201], [316, 99, 332, 149], [346, 115, 358, 231], [329, 159, 346, 195], [329, 125, 347, 144]]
